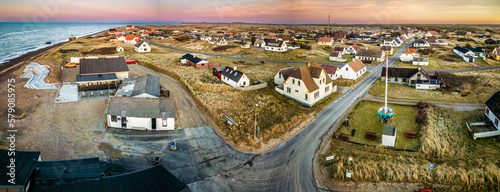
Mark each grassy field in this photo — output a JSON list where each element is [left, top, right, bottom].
[[336, 101, 420, 150], [333, 71, 370, 87], [368, 69, 500, 103], [39, 33, 343, 148], [321, 104, 500, 191], [148, 37, 216, 52], [395, 46, 475, 70]]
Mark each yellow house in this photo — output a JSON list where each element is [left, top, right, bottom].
[[490, 47, 500, 60], [380, 45, 394, 56]]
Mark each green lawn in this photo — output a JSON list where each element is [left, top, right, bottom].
[[336, 100, 420, 150]]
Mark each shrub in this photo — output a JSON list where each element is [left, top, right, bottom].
[[175, 35, 191, 42]]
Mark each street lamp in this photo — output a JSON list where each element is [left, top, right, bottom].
[[254, 104, 258, 141]]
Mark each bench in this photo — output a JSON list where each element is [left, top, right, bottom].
[[365, 131, 376, 140], [339, 133, 350, 140], [405, 131, 416, 138]]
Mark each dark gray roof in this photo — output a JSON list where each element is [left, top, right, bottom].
[[76, 74, 118, 82], [180, 53, 204, 64], [381, 67, 426, 78], [31, 165, 189, 192], [356, 49, 383, 58], [220, 67, 245, 83], [134, 40, 146, 48], [80, 57, 129, 75], [469, 47, 485, 53], [33, 157, 101, 186], [454, 46, 472, 54], [264, 39, 284, 48], [107, 97, 176, 118], [486, 91, 500, 118], [414, 39, 427, 44], [116, 75, 160, 97], [0, 149, 41, 188], [382, 125, 396, 136]]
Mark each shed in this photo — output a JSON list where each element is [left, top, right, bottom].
[[382, 125, 397, 147]]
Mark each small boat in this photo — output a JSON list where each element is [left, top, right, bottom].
[[45, 41, 51, 44]]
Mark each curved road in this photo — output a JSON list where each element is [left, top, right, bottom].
[[138, 33, 499, 192]]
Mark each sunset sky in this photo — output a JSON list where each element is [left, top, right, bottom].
[[0, 0, 499, 24]]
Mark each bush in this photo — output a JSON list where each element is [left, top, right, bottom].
[[175, 35, 191, 42], [212, 45, 237, 52], [457, 38, 474, 42], [415, 101, 436, 127]]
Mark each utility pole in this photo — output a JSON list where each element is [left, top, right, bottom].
[[254, 104, 258, 141], [328, 13, 331, 25]]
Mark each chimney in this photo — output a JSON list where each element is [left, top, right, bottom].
[[233, 66, 237, 71], [306, 61, 310, 67]]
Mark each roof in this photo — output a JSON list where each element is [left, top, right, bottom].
[[76, 74, 118, 82], [125, 35, 139, 41], [454, 46, 472, 54], [0, 149, 41, 188], [381, 67, 419, 78], [116, 75, 161, 97], [308, 63, 325, 79], [469, 47, 485, 53], [350, 44, 360, 51], [346, 59, 366, 73], [382, 125, 396, 136], [317, 37, 333, 42], [31, 165, 189, 192], [279, 67, 295, 80], [486, 91, 500, 118], [134, 40, 147, 48], [414, 39, 427, 44], [403, 48, 417, 55], [79, 57, 129, 75], [33, 157, 101, 185], [334, 33, 346, 39], [220, 67, 246, 83], [180, 53, 207, 64], [333, 47, 345, 52], [265, 40, 285, 48], [380, 45, 392, 51], [321, 64, 338, 75], [330, 51, 341, 57], [356, 49, 384, 58], [289, 66, 319, 92], [106, 97, 176, 118]]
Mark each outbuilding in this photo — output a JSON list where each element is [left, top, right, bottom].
[[382, 125, 397, 148]]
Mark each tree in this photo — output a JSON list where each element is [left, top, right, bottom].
[[251, 37, 256, 44], [464, 43, 472, 48]]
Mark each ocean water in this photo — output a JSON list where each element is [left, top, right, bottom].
[[0, 22, 179, 65]]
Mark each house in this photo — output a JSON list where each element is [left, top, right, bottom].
[[274, 67, 295, 85], [400, 48, 419, 62], [126, 25, 135, 29], [241, 42, 251, 48], [280, 36, 295, 43], [277, 62, 335, 107], [412, 57, 429, 66], [333, 47, 347, 55], [380, 45, 393, 55], [338, 59, 367, 80], [485, 91, 500, 130], [355, 49, 384, 62], [116, 34, 125, 41], [116, 45, 124, 52], [334, 33, 347, 42], [124, 35, 140, 44], [0, 149, 41, 192], [134, 40, 151, 52], [264, 39, 288, 52], [212, 36, 228, 45], [453, 46, 481, 62], [219, 66, 250, 88], [353, 35, 371, 41], [288, 45, 300, 49], [106, 97, 176, 130], [329, 51, 346, 62], [115, 74, 161, 98], [413, 39, 430, 47], [180, 53, 219, 69], [236, 34, 249, 41], [382, 125, 397, 148], [346, 44, 360, 54], [321, 64, 340, 80], [263, 36, 278, 40], [317, 37, 333, 46], [254, 39, 266, 47], [380, 67, 442, 89], [490, 47, 500, 60], [77, 57, 129, 91]]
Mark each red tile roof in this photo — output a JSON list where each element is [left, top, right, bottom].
[[347, 59, 366, 73], [125, 35, 139, 41], [318, 37, 333, 42], [321, 64, 338, 75], [351, 44, 360, 51], [264, 36, 278, 39]]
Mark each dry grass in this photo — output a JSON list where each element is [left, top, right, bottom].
[[333, 72, 370, 87]]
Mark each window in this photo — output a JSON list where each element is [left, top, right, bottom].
[[111, 115, 117, 122], [496, 118, 499, 127], [292, 79, 295, 84], [486, 107, 489, 115], [325, 86, 329, 93], [346, 68, 348, 71], [279, 72, 282, 78], [295, 90, 299, 93], [298, 81, 301, 86], [395, 78, 398, 82], [162, 119, 168, 127], [314, 91, 320, 99], [287, 87, 291, 93], [305, 94, 308, 100]]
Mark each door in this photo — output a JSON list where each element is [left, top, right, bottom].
[[121, 117, 127, 128], [152, 118, 156, 130]]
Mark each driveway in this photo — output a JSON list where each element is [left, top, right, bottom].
[[127, 64, 215, 129]]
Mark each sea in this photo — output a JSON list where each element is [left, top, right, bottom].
[[0, 22, 180, 65]]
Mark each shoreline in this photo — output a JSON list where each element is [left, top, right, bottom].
[[0, 30, 107, 80]]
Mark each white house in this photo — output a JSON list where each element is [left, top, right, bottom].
[[317, 37, 333, 46], [220, 66, 250, 88], [211, 36, 228, 45], [264, 40, 288, 52], [382, 125, 397, 148], [116, 34, 125, 41], [400, 48, 419, 62], [329, 51, 346, 62], [345, 44, 360, 55], [339, 59, 367, 80], [485, 91, 500, 130], [274, 67, 295, 85], [453, 46, 480, 62], [116, 45, 124, 52], [254, 39, 266, 47], [200, 36, 212, 41], [413, 39, 430, 47], [412, 57, 429, 66], [321, 64, 340, 80], [355, 49, 384, 62], [124, 35, 141, 44], [134, 40, 151, 52], [277, 62, 335, 107], [106, 97, 176, 130], [333, 47, 347, 55]]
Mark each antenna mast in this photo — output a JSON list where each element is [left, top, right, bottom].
[[384, 54, 388, 113]]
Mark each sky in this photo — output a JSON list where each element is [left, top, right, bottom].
[[0, 0, 499, 24]]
